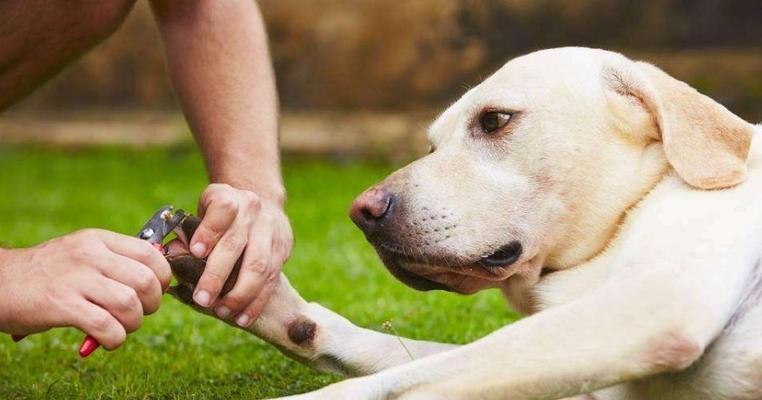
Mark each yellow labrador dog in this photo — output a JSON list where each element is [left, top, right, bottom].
[[168, 47, 762, 399]]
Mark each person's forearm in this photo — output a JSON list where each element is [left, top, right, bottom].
[[151, 0, 284, 204]]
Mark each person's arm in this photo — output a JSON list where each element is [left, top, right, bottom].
[[150, 0, 292, 328]]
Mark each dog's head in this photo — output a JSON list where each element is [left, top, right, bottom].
[[350, 47, 753, 297]]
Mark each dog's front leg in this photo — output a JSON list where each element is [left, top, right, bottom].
[[166, 216, 456, 376], [171, 271, 456, 376], [280, 249, 755, 399]]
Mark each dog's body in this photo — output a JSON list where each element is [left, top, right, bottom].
[[537, 136, 762, 400], [168, 47, 762, 399]]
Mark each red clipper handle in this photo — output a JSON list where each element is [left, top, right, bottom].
[[79, 335, 100, 358], [11, 333, 98, 358]]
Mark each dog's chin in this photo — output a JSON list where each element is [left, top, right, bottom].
[[375, 249, 516, 294]]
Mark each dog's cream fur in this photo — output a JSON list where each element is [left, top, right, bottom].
[[178, 48, 762, 399]]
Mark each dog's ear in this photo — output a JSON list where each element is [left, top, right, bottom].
[[604, 60, 753, 190]]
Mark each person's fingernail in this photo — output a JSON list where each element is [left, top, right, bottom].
[[191, 242, 206, 257], [215, 306, 231, 319], [235, 313, 251, 328], [194, 290, 212, 307]]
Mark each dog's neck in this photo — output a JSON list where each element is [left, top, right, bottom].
[[502, 162, 671, 314], [545, 142, 670, 270], [514, 130, 762, 314]]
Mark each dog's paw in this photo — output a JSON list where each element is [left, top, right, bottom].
[[165, 215, 240, 305], [165, 252, 204, 305]]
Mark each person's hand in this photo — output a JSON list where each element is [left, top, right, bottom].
[[0, 229, 171, 350], [188, 183, 293, 328]]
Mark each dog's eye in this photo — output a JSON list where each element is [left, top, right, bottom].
[[479, 111, 512, 134]]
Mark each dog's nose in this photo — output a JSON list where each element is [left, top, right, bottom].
[[349, 187, 394, 231]]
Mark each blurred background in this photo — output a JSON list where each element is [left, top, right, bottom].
[[2, 0, 761, 157]]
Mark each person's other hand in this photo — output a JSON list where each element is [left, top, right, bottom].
[[0, 229, 171, 350], [188, 183, 293, 328]]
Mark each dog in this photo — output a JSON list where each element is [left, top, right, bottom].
[[167, 47, 762, 399]]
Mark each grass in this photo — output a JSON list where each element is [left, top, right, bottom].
[[0, 145, 519, 399]]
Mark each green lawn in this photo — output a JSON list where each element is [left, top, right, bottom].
[[0, 145, 518, 399]]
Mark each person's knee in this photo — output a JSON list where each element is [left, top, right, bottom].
[[74, 0, 138, 42]]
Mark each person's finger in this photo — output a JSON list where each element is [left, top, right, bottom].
[[191, 184, 241, 259], [81, 276, 144, 333], [67, 300, 128, 351], [213, 219, 273, 317], [100, 231, 172, 290], [193, 217, 249, 308], [273, 223, 293, 266], [213, 262, 263, 319], [97, 254, 164, 314], [234, 272, 279, 328]]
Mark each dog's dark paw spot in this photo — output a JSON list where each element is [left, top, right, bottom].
[[287, 319, 317, 347]]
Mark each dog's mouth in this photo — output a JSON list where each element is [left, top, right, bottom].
[[374, 240, 524, 293]]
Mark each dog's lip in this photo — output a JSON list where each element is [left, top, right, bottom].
[[382, 256, 489, 294], [379, 254, 454, 292], [374, 244, 515, 281]]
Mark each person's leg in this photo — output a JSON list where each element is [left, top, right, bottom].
[[0, 0, 137, 111]]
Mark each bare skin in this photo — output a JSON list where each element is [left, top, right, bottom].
[[0, 0, 290, 348], [0, 230, 172, 349], [151, 0, 291, 327]]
